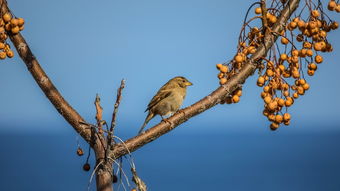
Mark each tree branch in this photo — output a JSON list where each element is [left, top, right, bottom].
[[111, 0, 300, 159], [0, 0, 92, 143]]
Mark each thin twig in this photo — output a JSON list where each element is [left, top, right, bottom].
[[94, 94, 104, 134], [110, 79, 126, 134]]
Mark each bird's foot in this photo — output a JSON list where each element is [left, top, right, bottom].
[[161, 118, 173, 127], [178, 109, 186, 116]]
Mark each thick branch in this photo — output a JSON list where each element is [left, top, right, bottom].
[[0, 0, 92, 143], [111, 0, 300, 159]]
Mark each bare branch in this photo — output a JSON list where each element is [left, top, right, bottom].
[[110, 79, 125, 133], [111, 0, 301, 159], [95, 94, 104, 134]]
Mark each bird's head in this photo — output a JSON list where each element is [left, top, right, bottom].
[[172, 76, 193, 88]]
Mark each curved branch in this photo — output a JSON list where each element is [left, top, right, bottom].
[[111, 0, 300, 159], [0, 0, 92, 143]]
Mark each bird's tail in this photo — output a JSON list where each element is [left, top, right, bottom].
[[138, 112, 154, 135]]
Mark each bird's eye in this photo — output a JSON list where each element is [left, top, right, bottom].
[[182, 80, 186, 83]]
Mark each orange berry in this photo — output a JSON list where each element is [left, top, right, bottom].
[[297, 86, 305, 95], [298, 20, 306, 29], [0, 42, 5, 49], [2, 13, 11, 22], [10, 18, 18, 27], [302, 83, 310, 90], [0, 51, 6, 59], [299, 49, 307, 57], [307, 69, 315, 76], [235, 54, 244, 63], [306, 49, 313, 57], [280, 53, 288, 60], [257, 76, 265, 84], [220, 65, 228, 73], [283, 90, 289, 97], [219, 78, 227, 85], [315, 55, 323, 63], [331, 22, 339, 30], [311, 10, 320, 18], [336, 5, 340, 13], [264, 96, 272, 104], [269, 15, 277, 24], [6, 50, 14, 58], [268, 114, 276, 122], [285, 98, 293, 107], [319, 30, 327, 38], [270, 123, 279, 131], [266, 69, 274, 77], [303, 41, 312, 49], [308, 63, 317, 70], [328, 1, 336, 11], [267, 101, 278, 111], [292, 70, 300, 79], [216, 63, 223, 70], [17, 18, 25, 26], [292, 49, 299, 56], [293, 92, 299, 99], [234, 89, 242, 97], [278, 98, 285, 107], [283, 113, 291, 121], [255, 7, 262, 14], [275, 115, 283, 123], [217, 72, 224, 79], [263, 86, 270, 93], [289, 21, 297, 29], [76, 148, 84, 156], [263, 109, 269, 116], [232, 95, 240, 103], [281, 37, 289, 45], [298, 79, 306, 85], [11, 26, 20, 34], [5, 23, 11, 31], [314, 42, 322, 51]]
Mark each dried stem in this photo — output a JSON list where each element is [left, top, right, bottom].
[[95, 94, 104, 134], [110, 80, 125, 133]]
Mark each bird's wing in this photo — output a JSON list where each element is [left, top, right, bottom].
[[145, 89, 173, 112]]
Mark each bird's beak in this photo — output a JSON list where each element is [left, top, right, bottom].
[[185, 81, 193, 86]]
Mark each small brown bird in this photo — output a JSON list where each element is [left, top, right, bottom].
[[138, 76, 193, 134]]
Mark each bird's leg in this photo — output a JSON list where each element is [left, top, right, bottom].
[[161, 116, 173, 127], [177, 109, 186, 116]]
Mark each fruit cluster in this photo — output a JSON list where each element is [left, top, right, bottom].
[[216, 0, 339, 131], [0, 12, 25, 60]]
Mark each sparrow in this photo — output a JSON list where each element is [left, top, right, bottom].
[[138, 76, 193, 134]]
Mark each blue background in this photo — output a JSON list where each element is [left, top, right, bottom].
[[0, 0, 340, 190]]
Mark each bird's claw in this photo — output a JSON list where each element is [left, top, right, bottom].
[[178, 109, 186, 116], [161, 118, 172, 127]]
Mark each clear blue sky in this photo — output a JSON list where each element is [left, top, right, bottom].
[[1, 1, 340, 191], [1, 0, 339, 133]]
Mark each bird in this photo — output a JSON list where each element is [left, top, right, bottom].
[[138, 76, 193, 134]]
